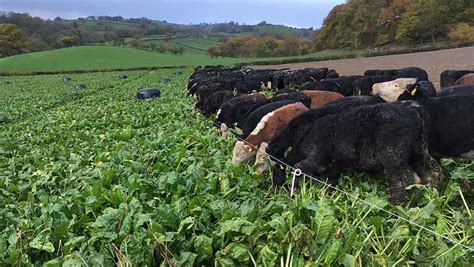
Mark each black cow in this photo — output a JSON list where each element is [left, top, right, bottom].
[[440, 70, 474, 88], [272, 102, 441, 203], [301, 76, 364, 96], [195, 91, 234, 116], [375, 82, 474, 160], [410, 89, 474, 160], [284, 68, 329, 89], [271, 70, 290, 90], [236, 80, 262, 93], [268, 96, 385, 175], [437, 84, 474, 97], [365, 67, 428, 81], [215, 93, 268, 128], [326, 69, 339, 78]]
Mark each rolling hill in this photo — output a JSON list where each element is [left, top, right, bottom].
[[0, 46, 351, 73]]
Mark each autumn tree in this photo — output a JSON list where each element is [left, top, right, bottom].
[[0, 23, 28, 57], [449, 23, 474, 42], [208, 45, 221, 58], [316, 0, 473, 49]]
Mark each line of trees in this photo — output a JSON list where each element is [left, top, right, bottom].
[[315, 0, 474, 50], [129, 39, 185, 55], [208, 34, 313, 58], [0, 12, 180, 57]]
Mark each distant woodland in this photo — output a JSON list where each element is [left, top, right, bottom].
[[315, 0, 474, 50], [210, 0, 474, 57], [1, 0, 473, 58]]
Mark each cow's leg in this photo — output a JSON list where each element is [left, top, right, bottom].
[[411, 153, 442, 188], [384, 164, 410, 204]]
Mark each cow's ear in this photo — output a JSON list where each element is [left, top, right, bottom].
[[406, 83, 419, 96]]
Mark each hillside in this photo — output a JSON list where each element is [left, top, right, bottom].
[[316, 0, 474, 49], [0, 12, 314, 59], [0, 46, 351, 73]]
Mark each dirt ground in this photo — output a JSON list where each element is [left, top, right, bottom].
[[252, 46, 474, 89]]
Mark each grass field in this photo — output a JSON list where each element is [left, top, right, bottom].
[[0, 70, 472, 265], [0, 46, 353, 73]]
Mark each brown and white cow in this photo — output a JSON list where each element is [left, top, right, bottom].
[[301, 90, 344, 109], [455, 73, 474, 86], [232, 102, 309, 164]]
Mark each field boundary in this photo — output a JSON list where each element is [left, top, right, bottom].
[[0, 65, 192, 77]]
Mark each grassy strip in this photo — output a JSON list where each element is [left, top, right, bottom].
[[171, 40, 209, 52]]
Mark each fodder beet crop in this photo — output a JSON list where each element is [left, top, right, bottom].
[[0, 70, 473, 266]]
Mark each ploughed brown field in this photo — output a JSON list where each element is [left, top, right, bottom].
[[253, 46, 474, 89]]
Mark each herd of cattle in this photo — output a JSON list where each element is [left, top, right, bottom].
[[188, 66, 474, 203]]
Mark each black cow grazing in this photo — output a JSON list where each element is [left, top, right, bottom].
[[365, 67, 428, 81], [301, 80, 341, 94], [270, 92, 312, 109], [409, 88, 474, 160], [268, 96, 385, 175], [273, 88, 297, 96], [240, 99, 297, 139], [375, 82, 474, 160], [194, 79, 239, 100], [364, 69, 398, 77], [440, 70, 474, 88], [301, 76, 364, 96], [353, 76, 395, 96], [232, 100, 272, 130], [272, 102, 441, 203], [63, 77, 72, 82], [272, 70, 290, 90], [236, 80, 262, 94], [437, 84, 474, 97], [284, 68, 329, 88], [195, 91, 234, 116], [215, 93, 268, 129], [326, 69, 339, 78], [244, 69, 277, 88], [119, 74, 128, 79]]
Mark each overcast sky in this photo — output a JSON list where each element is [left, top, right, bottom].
[[1, 0, 346, 28]]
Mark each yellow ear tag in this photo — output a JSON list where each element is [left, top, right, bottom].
[[410, 87, 417, 96]]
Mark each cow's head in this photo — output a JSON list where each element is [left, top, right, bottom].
[[254, 142, 273, 173], [232, 141, 256, 164], [372, 78, 417, 102]]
